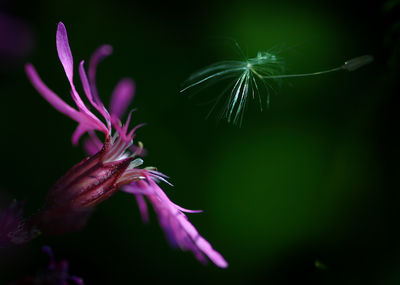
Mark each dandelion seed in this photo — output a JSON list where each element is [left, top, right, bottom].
[[181, 47, 373, 126]]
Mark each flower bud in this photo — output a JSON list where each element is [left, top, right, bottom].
[[34, 138, 134, 234]]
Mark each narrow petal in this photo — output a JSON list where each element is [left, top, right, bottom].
[[72, 124, 89, 146], [56, 22, 74, 83], [173, 204, 203, 214], [78, 61, 93, 103], [126, 179, 228, 268], [79, 60, 110, 124], [25, 63, 82, 123], [27, 63, 108, 138], [110, 78, 135, 119], [135, 195, 149, 223], [195, 236, 228, 268], [83, 131, 103, 155], [56, 22, 102, 127], [88, 44, 113, 105], [110, 114, 141, 143]]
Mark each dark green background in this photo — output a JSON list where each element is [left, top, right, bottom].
[[0, 0, 398, 284]]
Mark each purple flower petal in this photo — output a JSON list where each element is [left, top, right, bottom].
[[194, 233, 228, 268], [26, 22, 228, 268], [83, 131, 103, 155], [55, 22, 104, 131], [79, 60, 110, 124], [56, 22, 74, 83], [72, 124, 90, 146], [25, 63, 82, 123], [26, 61, 108, 142], [124, 179, 228, 268], [110, 113, 144, 144], [135, 194, 149, 223], [88, 44, 113, 106], [110, 78, 135, 119]]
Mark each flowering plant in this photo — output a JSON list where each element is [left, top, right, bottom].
[[26, 22, 227, 267]]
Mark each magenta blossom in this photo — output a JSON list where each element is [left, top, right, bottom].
[[26, 22, 227, 268], [9, 246, 84, 285], [0, 200, 38, 248]]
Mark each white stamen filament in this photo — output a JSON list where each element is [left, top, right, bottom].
[[104, 134, 133, 162], [118, 169, 146, 185]]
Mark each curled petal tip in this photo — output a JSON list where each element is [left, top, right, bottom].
[[100, 44, 113, 55], [219, 260, 229, 268], [25, 62, 34, 76], [56, 22, 68, 38], [196, 237, 228, 268]]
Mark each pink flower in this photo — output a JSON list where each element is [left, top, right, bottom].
[[26, 22, 227, 268]]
